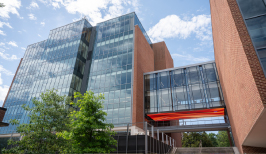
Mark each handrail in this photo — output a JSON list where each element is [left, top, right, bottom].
[[111, 121, 176, 154]]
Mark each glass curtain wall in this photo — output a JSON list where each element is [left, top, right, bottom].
[[87, 13, 134, 125], [236, 0, 266, 73], [144, 62, 224, 114], [0, 19, 92, 134], [87, 12, 151, 126]]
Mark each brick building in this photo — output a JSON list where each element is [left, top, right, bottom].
[[0, 1, 266, 152], [210, 0, 266, 153]]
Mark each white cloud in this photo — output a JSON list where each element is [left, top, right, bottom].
[[0, 0, 21, 18], [148, 14, 212, 42], [0, 66, 14, 104], [27, 1, 39, 9], [21, 47, 26, 50], [52, 2, 60, 9], [0, 49, 19, 60], [0, 73, 9, 105], [40, 22, 45, 26], [0, 43, 5, 46], [0, 73, 3, 85], [0, 21, 12, 29], [0, 21, 13, 37], [0, 65, 14, 76], [0, 30, 6, 36], [28, 13, 37, 20], [72, 17, 82, 22], [39, 0, 139, 25], [172, 53, 211, 62], [38, 34, 41, 37], [7, 41, 18, 47]]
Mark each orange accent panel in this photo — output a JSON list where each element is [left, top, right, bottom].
[[147, 108, 224, 121]]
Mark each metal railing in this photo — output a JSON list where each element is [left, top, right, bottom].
[[113, 122, 176, 154]]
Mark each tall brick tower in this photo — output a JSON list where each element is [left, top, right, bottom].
[[210, 0, 266, 153]]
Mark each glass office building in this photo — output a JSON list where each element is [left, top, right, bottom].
[[0, 12, 153, 134], [0, 19, 92, 134], [236, 0, 266, 73], [87, 12, 151, 125], [144, 61, 225, 114]]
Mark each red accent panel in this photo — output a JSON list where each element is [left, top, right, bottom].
[[147, 108, 224, 121]]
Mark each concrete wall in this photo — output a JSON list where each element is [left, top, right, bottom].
[[210, 0, 266, 152]]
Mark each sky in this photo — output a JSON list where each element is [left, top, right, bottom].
[[0, 0, 214, 106]]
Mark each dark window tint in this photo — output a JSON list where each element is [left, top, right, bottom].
[[246, 16, 266, 48], [258, 48, 266, 58], [260, 58, 266, 72], [203, 64, 217, 82], [237, 0, 266, 19]]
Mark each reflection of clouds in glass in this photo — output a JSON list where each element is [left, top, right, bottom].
[[181, 116, 225, 125]]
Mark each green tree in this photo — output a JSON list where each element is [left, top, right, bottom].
[[2, 90, 71, 154], [217, 131, 231, 147], [208, 133, 218, 147], [182, 132, 214, 147], [57, 91, 117, 153], [0, 3, 4, 7]]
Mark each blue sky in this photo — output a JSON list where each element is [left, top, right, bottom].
[[0, 0, 214, 106]]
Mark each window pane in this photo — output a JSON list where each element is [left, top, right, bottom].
[[159, 72, 170, 89], [173, 70, 184, 87], [203, 64, 217, 82], [188, 67, 200, 84], [237, 0, 266, 19]]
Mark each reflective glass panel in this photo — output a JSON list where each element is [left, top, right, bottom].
[[144, 62, 225, 114], [237, 0, 266, 19]]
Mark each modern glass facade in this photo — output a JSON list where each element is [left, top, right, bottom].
[[236, 0, 266, 73], [0, 19, 92, 134], [0, 12, 154, 135], [87, 12, 151, 125], [144, 61, 224, 114]]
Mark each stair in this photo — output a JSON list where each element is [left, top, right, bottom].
[[175, 147, 237, 154], [170, 147, 178, 154]]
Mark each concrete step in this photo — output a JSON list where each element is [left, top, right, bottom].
[[175, 147, 236, 154]]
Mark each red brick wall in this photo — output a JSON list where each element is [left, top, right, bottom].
[[132, 25, 154, 125], [210, 0, 266, 152], [164, 43, 174, 69], [171, 133, 182, 147], [242, 146, 266, 153], [0, 109, 6, 122], [2, 58, 23, 107], [152, 41, 173, 71], [133, 26, 181, 146]]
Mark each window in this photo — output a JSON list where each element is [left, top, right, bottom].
[[237, 0, 266, 19], [188, 67, 200, 84], [159, 72, 170, 89]]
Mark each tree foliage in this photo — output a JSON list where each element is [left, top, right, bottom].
[[208, 133, 218, 147], [0, 3, 4, 7], [182, 131, 231, 147], [182, 132, 213, 147], [217, 131, 231, 147], [2, 90, 71, 154], [57, 91, 117, 153]]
